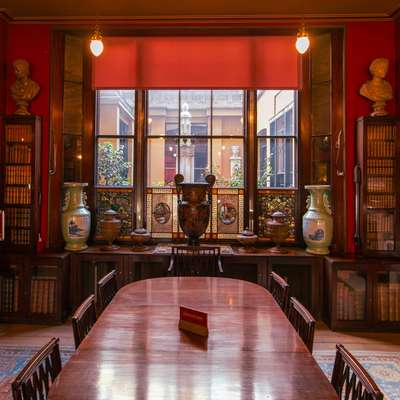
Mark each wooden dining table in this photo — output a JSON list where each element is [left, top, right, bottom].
[[49, 277, 338, 399]]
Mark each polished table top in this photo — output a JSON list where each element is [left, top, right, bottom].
[[49, 277, 338, 399]]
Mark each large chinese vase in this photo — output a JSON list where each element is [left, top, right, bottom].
[[174, 174, 215, 245]]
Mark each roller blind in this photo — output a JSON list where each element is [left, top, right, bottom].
[[93, 36, 300, 89]]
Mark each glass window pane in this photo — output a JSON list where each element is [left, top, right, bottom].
[[179, 138, 210, 183], [212, 90, 244, 136], [181, 90, 211, 136], [257, 90, 296, 137], [64, 35, 83, 83], [63, 82, 83, 135], [64, 134, 82, 182], [258, 138, 295, 188], [96, 189, 133, 237], [96, 138, 134, 187], [147, 137, 178, 187], [212, 139, 244, 188], [312, 136, 330, 185], [97, 90, 135, 135], [311, 83, 331, 135], [148, 90, 179, 136]]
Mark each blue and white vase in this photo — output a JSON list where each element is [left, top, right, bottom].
[[62, 182, 91, 251], [302, 185, 333, 255]]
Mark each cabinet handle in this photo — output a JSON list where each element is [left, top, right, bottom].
[[335, 129, 344, 176], [49, 143, 57, 175]]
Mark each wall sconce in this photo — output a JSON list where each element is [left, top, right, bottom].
[[89, 26, 104, 57], [295, 24, 310, 55]]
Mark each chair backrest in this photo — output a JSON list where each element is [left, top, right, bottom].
[[97, 270, 118, 313], [287, 297, 316, 352], [11, 337, 62, 400], [71, 294, 97, 349], [169, 246, 222, 276], [268, 271, 289, 313], [331, 344, 384, 400]]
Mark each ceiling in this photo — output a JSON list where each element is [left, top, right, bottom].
[[1, 0, 400, 21]]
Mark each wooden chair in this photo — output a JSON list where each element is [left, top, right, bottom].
[[11, 337, 62, 400], [268, 271, 289, 313], [97, 270, 118, 313], [168, 246, 223, 276], [71, 294, 97, 349], [287, 297, 316, 352], [331, 344, 384, 400]]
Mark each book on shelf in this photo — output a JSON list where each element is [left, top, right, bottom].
[[337, 274, 366, 321], [0, 276, 16, 313], [30, 276, 57, 314], [377, 281, 400, 322]]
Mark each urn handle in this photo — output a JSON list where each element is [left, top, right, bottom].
[[62, 190, 70, 212], [83, 191, 89, 209]]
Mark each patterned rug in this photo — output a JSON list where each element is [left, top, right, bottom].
[[0, 346, 399, 399], [314, 350, 400, 400], [0, 346, 74, 399]]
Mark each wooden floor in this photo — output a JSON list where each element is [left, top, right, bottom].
[[1, 320, 400, 353]]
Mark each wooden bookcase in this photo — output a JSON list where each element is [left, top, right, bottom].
[[0, 253, 69, 324], [324, 257, 400, 331], [0, 115, 42, 252], [355, 116, 400, 256]]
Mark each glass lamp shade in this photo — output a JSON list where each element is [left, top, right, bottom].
[[295, 34, 310, 55], [90, 38, 104, 57]]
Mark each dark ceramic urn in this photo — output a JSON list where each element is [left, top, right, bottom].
[[174, 174, 215, 245]]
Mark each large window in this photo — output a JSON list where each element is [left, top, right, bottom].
[[146, 90, 245, 239], [147, 90, 244, 188], [95, 90, 135, 239], [257, 90, 298, 240], [94, 89, 300, 241], [257, 90, 297, 189]]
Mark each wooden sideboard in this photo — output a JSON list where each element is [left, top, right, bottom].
[[1, 244, 325, 323], [68, 245, 324, 318]]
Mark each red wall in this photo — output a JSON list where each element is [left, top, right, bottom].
[[1, 21, 397, 253], [345, 21, 396, 253], [6, 24, 51, 251]]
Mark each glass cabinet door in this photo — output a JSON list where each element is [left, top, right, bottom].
[[0, 264, 23, 314], [336, 270, 367, 321], [376, 270, 400, 322], [29, 265, 58, 316]]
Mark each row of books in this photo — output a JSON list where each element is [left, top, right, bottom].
[[5, 144, 32, 164], [4, 187, 31, 204], [367, 194, 396, 209], [367, 125, 396, 141], [367, 158, 395, 168], [367, 141, 395, 158], [5, 207, 31, 227], [337, 279, 366, 320], [10, 228, 31, 245], [366, 213, 394, 234], [377, 282, 400, 321], [367, 176, 394, 193], [0, 276, 19, 313], [5, 166, 31, 185], [30, 278, 56, 315], [366, 238, 395, 251], [6, 125, 33, 143]]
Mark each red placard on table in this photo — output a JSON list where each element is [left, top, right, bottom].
[[179, 306, 208, 337]]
